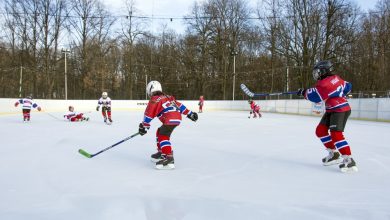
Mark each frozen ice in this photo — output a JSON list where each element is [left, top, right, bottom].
[[1, 111, 390, 220]]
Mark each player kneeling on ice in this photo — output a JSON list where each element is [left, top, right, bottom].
[[297, 60, 357, 173], [248, 99, 261, 118], [96, 92, 112, 124], [14, 94, 42, 122], [138, 81, 198, 170], [64, 106, 89, 122]]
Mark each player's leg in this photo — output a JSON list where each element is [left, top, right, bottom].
[[101, 107, 107, 122], [22, 109, 30, 121], [329, 111, 357, 172], [107, 107, 112, 122], [316, 112, 342, 165], [155, 125, 177, 169]]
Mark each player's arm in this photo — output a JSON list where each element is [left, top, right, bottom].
[[32, 103, 41, 111], [174, 99, 192, 115], [343, 81, 352, 96], [14, 99, 23, 107], [174, 99, 198, 122], [96, 98, 102, 111], [303, 86, 325, 103], [142, 99, 159, 128]]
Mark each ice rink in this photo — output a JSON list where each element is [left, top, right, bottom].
[[1, 110, 390, 220]]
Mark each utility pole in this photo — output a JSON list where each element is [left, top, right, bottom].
[[19, 66, 23, 98], [62, 49, 71, 100], [231, 50, 238, 101]]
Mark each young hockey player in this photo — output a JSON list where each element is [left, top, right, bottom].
[[64, 106, 89, 122], [96, 92, 112, 124], [198, 95, 204, 113], [14, 94, 41, 122], [248, 99, 262, 118], [138, 81, 198, 170], [297, 60, 357, 173]]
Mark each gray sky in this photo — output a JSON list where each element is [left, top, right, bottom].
[[103, 0, 377, 34]]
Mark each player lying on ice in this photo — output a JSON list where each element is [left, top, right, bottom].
[[64, 106, 89, 122], [138, 81, 198, 170]]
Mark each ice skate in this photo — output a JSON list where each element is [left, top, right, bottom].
[[322, 149, 342, 166], [339, 156, 358, 173], [150, 151, 164, 162], [155, 154, 175, 170]]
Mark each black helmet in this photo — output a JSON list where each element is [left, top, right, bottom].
[[312, 60, 334, 80]]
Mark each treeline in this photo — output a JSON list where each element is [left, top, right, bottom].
[[0, 0, 389, 100]]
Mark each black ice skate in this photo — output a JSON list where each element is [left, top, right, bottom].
[[322, 149, 342, 166], [339, 156, 358, 173], [150, 151, 163, 162], [155, 154, 175, 170]]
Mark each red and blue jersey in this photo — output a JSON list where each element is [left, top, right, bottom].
[[142, 95, 192, 128], [303, 75, 352, 112], [250, 102, 260, 112], [16, 98, 39, 110]]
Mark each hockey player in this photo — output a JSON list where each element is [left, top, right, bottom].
[[64, 106, 89, 122], [198, 95, 204, 113], [14, 94, 41, 122], [248, 99, 262, 118], [138, 81, 198, 170], [96, 92, 112, 124], [297, 60, 357, 173]]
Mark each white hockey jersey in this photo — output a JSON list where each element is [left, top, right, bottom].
[[97, 97, 112, 107], [16, 98, 39, 110]]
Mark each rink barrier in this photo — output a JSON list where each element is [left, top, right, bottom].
[[1, 98, 389, 122]]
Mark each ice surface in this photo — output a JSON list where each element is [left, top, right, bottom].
[[1, 111, 390, 220]]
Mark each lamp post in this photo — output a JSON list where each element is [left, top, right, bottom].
[[19, 66, 23, 98], [231, 50, 238, 101], [62, 49, 70, 100]]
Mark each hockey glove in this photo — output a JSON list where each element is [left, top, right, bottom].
[[139, 123, 147, 136], [96, 106, 100, 111], [297, 88, 306, 96], [14, 102, 19, 107], [187, 112, 198, 122]]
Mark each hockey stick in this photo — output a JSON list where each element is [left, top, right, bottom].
[[240, 84, 298, 98], [43, 110, 63, 121], [78, 132, 140, 158]]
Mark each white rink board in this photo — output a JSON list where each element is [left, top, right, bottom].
[[1, 98, 390, 121]]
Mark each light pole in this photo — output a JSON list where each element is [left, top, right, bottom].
[[19, 66, 24, 98], [231, 50, 238, 101], [62, 49, 70, 100]]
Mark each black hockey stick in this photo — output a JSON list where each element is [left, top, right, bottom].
[[240, 84, 298, 98], [78, 132, 140, 158]]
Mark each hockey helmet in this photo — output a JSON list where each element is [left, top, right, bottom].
[[102, 92, 108, 98], [68, 106, 74, 111], [146, 81, 162, 97], [26, 94, 33, 99], [312, 60, 334, 80]]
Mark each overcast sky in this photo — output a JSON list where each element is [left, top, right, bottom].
[[102, 0, 377, 34]]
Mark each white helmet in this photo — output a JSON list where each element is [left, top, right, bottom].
[[102, 92, 108, 98], [146, 81, 162, 97]]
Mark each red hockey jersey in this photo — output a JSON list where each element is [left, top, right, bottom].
[[142, 95, 192, 128], [304, 75, 352, 112], [250, 102, 260, 112]]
